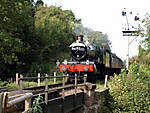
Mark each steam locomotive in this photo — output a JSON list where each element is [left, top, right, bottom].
[[60, 35, 123, 81]]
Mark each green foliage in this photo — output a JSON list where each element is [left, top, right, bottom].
[[138, 45, 144, 58], [0, 0, 79, 79], [0, 0, 111, 80], [107, 14, 150, 112], [35, 5, 77, 53], [30, 5, 79, 74], [0, 0, 37, 79], [31, 95, 43, 113], [96, 80, 105, 89], [36, 0, 44, 6], [108, 62, 150, 113], [139, 14, 150, 55], [0, 81, 8, 87], [74, 24, 111, 50], [129, 61, 139, 74], [6, 81, 37, 90], [87, 31, 111, 50]]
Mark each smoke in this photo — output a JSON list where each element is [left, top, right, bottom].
[[73, 23, 93, 41]]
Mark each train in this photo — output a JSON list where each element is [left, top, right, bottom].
[[60, 35, 123, 81]]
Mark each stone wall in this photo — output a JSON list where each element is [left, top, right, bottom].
[[83, 88, 109, 113], [69, 84, 109, 113]]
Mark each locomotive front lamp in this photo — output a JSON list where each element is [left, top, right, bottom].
[[86, 60, 90, 65], [62, 67, 67, 72], [63, 60, 68, 65], [84, 67, 89, 72]]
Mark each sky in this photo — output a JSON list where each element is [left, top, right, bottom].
[[42, 0, 150, 60]]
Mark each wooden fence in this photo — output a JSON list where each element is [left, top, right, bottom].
[[0, 72, 108, 113], [16, 73, 87, 103], [0, 92, 33, 113], [16, 72, 70, 88], [1, 72, 87, 113]]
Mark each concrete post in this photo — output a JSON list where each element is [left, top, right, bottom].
[[16, 73, 19, 88], [54, 72, 56, 84], [104, 75, 108, 88], [84, 74, 87, 84], [20, 74, 23, 90], [75, 74, 77, 95], [66, 74, 69, 82], [38, 73, 40, 86]]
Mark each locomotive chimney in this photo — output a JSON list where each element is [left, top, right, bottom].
[[77, 35, 84, 42]]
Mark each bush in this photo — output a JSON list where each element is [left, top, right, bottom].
[[0, 81, 8, 87], [108, 61, 150, 112], [31, 95, 43, 113]]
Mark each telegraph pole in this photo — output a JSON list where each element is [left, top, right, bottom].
[[122, 8, 139, 74]]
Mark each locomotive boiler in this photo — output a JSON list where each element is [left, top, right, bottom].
[[70, 35, 102, 62]]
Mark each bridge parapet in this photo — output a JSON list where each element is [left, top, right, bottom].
[[69, 87, 109, 113], [0, 73, 109, 113]]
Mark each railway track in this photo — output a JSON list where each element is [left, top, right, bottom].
[[23, 82, 75, 95], [6, 81, 87, 100], [0, 87, 7, 93]]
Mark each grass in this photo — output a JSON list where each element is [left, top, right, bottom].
[[40, 78, 62, 86], [4, 74, 105, 90], [6, 81, 37, 90], [96, 80, 105, 89], [5, 77, 63, 90]]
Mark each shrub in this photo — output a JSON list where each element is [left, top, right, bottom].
[[31, 95, 43, 113], [108, 61, 150, 112]]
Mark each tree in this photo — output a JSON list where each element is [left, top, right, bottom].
[[31, 5, 80, 73], [87, 31, 111, 50], [0, 0, 37, 79], [139, 14, 150, 55], [35, 0, 44, 6]]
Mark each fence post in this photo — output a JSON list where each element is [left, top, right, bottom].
[[0, 92, 3, 113], [75, 74, 77, 95], [66, 74, 69, 82], [62, 74, 65, 99], [104, 75, 108, 88], [45, 74, 48, 104], [84, 74, 87, 84], [38, 73, 40, 87], [2, 92, 8, 113], [16, 73, 19, 88], [20, 74, 23, 90], [25, 98, 31, 112], [54, 72, 56, 84]]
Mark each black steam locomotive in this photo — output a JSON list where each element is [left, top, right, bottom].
[[60, 35, 123, 80]]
